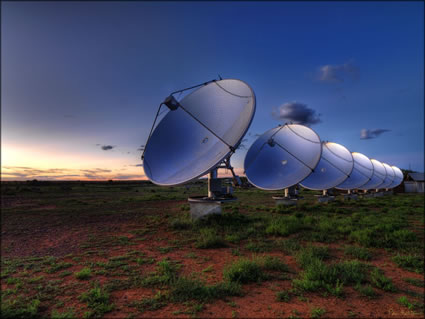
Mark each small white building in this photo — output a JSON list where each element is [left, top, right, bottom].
[[404, 172, 424, 193]]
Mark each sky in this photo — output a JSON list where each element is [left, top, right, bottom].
[[1, 1, 424, 181]]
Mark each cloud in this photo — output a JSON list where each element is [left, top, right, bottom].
[[101, 145, 115, 151], [272, 102, 321, 126], [318, 60, 359, 83], [1, 166, 144, 181], [360, 129, 391, 139]]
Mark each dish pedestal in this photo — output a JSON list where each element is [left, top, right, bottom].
[[188, 196, 236, 220]]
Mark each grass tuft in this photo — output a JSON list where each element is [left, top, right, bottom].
[[75, 268, 92, 280]]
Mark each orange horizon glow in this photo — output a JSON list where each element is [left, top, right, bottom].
[[1, 144, 246, 182]]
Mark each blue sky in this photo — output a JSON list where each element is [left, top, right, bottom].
[[1, 1, 424, 180]]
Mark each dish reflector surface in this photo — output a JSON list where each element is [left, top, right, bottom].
[[300, 142, 353, 190], [358, 159, 386, 190], [143, 79, 256, 185], [336, 152, 373, 190], [379, 163, 395, 188], [244, 124, 321, 190], [388, 166, 403, 188]]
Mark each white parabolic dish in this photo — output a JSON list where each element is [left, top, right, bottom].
[[358, 159, 387, 190], [336, 152, 374, 190], [388, 166, 403, 188], [299, 142, 353, 190], [244, 124, 322, 190], [379, 163, 396, 189], [143, 79, 256, 186]]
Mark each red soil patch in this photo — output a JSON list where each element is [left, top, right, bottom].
[[1, 197, 424, 318]]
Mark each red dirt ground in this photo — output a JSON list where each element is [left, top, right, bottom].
[[1, 196, 424, 318]]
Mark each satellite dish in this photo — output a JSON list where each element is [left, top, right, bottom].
[[379, 163, 395, 189], [358, 158, 386, 190], [143, 79, 256, 186], [336, 152, 374, 190], [299, 141, 353, 190], [388, 166, 403, 188], [244, 124, 321, 190]]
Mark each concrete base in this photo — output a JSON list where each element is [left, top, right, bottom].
[[384, 190, 393, 196], [188, 196, 236, 220], [316, 195, 335, 203], [343, 194, 358, 201], [272, 196, 298, 206], [374, 192, 384, 197], [362, 193, 375, 198]]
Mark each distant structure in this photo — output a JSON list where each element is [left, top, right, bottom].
[[404, 172, 424, 193]]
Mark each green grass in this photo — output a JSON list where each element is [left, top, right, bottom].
[[344, 245, 372, 261], [0, 297, 41, 318], [369, 268, 395, 292], [295, 245, 330, 268], [354, 284, 377, 299], [277, 238, 301, 254], [223, 256, 289, 284], [293, 258, 368, 296], [47, 262, 73, 274], [223, 258, 265, 283], [132, 291, 167, 313], [51, 308, 76, 319], [265, 215, 306, 236], [403, 277, 424, 287], [79, 283, 114, 318], [195, 228, 227, 249], [170, 277, 242, 302], [75, 268, 92, 280], [311, 307, 326, 318], [276, 290, 291, 302], [393, 254, 424, 273], [397, 296, 415, 310]]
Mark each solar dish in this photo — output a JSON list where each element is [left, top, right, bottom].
[[388, 166, 403, 188], [336, 152, 373, 190], [244, 124, 321, 190], [300, 142, 353, 190], [379, 163, 395, 189], [143, 79, 256, 186], [358, 159, 386, 190]]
